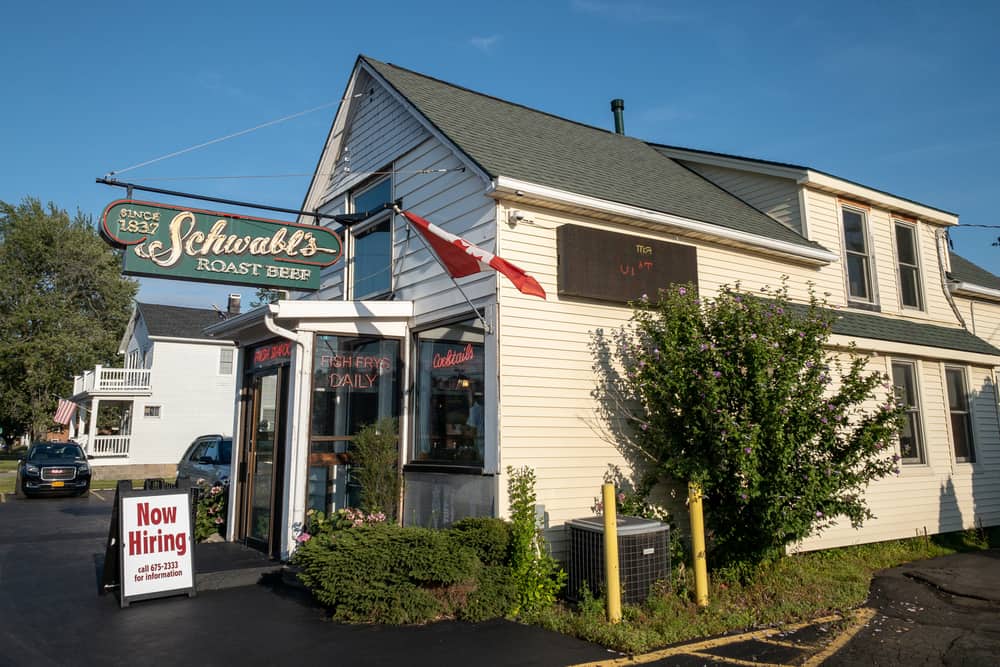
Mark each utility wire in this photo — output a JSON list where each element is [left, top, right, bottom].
[[105, 99, 345, 178], [127, 168, 463, 182]]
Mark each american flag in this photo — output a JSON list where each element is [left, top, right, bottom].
[[54, 399, 77, 425]]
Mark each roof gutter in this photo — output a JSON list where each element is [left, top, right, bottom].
[[802, 171, 959, 226], [949, 281, 1000, 303], [489, 176, 838, 265]]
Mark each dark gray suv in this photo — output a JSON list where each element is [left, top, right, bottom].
[[175, 435, 232, 488]]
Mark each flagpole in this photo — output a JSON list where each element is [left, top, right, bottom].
[[394, 206, 493, 335]]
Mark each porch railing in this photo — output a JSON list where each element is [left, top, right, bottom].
[[89, 435, 131, 457], [73, 365, 151, 395]]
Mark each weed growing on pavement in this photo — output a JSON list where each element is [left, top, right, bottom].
[[530, 531, 996, 654]]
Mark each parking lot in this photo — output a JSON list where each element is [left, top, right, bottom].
[[2, 491, 998, 666], [0, 493, 612, 667]]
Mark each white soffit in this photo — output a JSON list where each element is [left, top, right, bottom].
[[490, 176, 838, 265]]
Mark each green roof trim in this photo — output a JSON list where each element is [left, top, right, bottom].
[[361, 56, 825, 253], [948, 253, 1000, 292]]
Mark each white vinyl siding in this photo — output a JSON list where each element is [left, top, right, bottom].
[[679, 162, 804, 235], [312, 87, 496, 321], [954, 296, 1000, 348], [804, 189, 956, 324], [493, 203, 1000, 556], [324, 71, 430, 202]]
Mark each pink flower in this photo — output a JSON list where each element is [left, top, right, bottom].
[[214, 517, 224, 525], [296, 532, 312, 543], [618, 492, 626, 502]]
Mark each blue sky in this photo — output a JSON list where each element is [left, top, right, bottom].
[[2, 1, 998, 310]]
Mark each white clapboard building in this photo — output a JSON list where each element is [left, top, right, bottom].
[[207, 56, 1000, 559], [70, 301, 238, 479]]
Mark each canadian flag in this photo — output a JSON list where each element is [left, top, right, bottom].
[[54, 399, 77, 426], [399, 210, 546, 299]]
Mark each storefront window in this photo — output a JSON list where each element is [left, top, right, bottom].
[[309, 335, 400, 513], [413, 319, 485, 467]]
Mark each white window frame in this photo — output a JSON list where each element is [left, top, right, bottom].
[[890, 359, 925, 464], [348, 176, 394, 300], [841, 204, 878, 306], [143, 405, 161, 418], [944, 365, 976, 463], [219, 348, 234, 375], [893, 220, 924, 311]]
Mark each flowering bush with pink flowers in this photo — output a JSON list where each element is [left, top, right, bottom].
[[592, 281, 905, 568], [194, 482, 228, 542], [294, 507, 388, 544]]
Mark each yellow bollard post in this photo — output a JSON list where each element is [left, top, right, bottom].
[[688, 481, 710, 607], [602, 483, 622, 623]]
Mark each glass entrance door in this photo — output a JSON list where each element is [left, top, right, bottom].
[[245, 371, 282, 552]]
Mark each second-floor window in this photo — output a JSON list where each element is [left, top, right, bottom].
[[842, 206, 875, 304], [894, 222, 923, 310], [350, 177, 393, 299]]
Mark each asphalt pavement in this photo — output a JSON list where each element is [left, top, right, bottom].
[[0, 493, 613, 667], [1, 491, 998, 666], [824, 548, 1000, 666]]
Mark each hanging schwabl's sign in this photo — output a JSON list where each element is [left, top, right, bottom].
[[100, 199, 342, 291]]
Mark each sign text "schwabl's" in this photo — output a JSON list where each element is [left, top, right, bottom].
[[100, 199, 343, 291]]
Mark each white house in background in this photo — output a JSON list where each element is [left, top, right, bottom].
[[70, 301, 238, 478]]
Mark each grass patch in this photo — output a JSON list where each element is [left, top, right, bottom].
[[0, 476, 146, 495], [530, 530, 999, 655], [0, 460, 18, 473]]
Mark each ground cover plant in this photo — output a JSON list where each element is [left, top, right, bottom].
[[592, 282, 905, 568], [531, 529, 999, 655]]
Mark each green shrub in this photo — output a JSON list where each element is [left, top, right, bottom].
[[352, 417, 400, 521], [292, 523, 480, 623], [449, 517, 512, 566], [593, 282, 905, 567], [460, 564, 520, 622], [507, 466, 567, 616]]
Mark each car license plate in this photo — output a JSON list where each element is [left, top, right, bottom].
[[52, 481, 64, 487]]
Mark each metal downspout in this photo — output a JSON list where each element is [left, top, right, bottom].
[[936, 230, 967, 329], [263, 303, 311, 559]]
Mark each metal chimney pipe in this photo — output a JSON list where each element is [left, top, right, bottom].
[[611, 99, 625, 135]]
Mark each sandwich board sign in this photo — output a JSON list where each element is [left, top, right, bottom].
[[104, 482, 197, 607]]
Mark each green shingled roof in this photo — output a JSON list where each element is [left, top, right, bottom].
[[361, 57, 824, 252], [137, 303, 228, 340], [948, 253, 1000, 291], [829, 307, 999, 356]]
